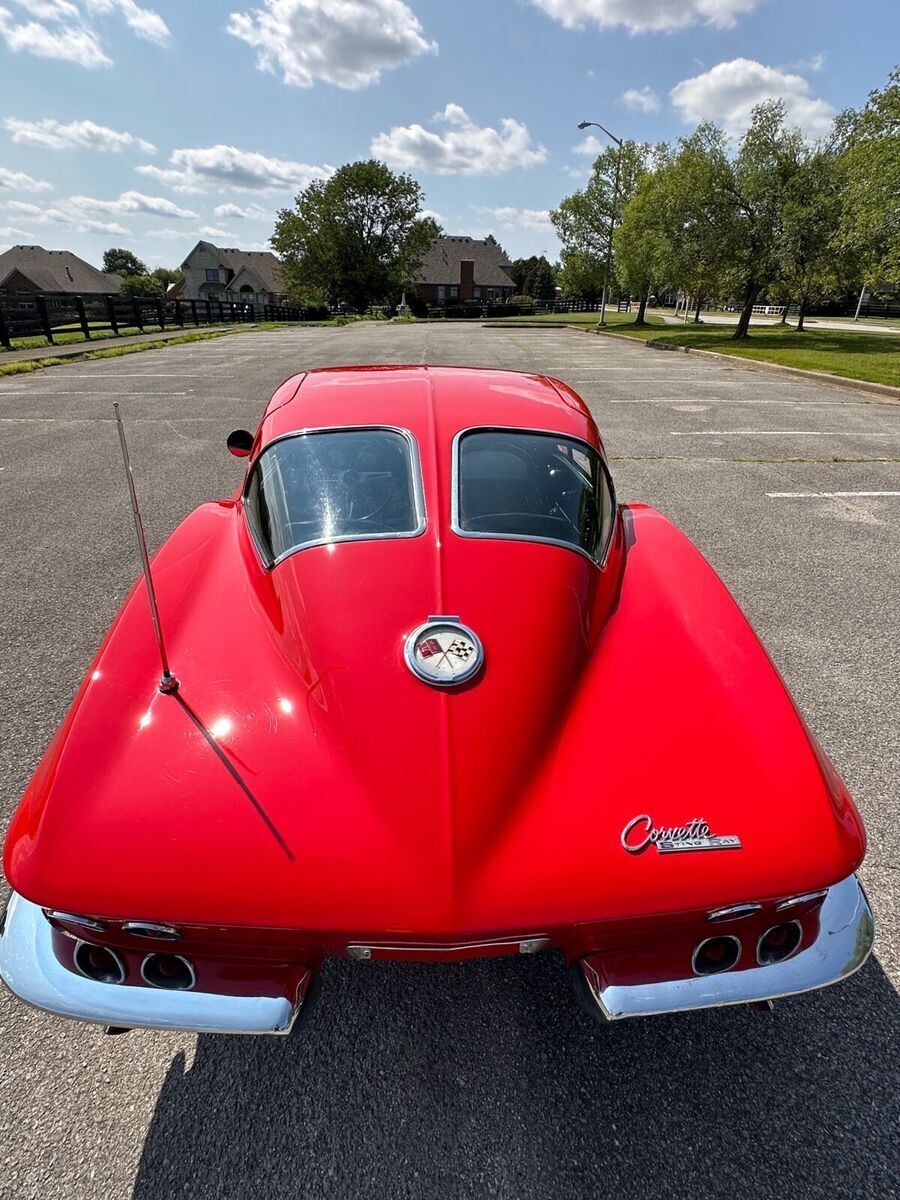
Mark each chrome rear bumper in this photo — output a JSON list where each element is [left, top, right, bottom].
[[0, 893, 308, 1036], [573, 873, 874, 1021]]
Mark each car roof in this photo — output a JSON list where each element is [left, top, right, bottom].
[[256, 365, 602, 458]]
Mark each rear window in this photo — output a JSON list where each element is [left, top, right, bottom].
[[454, 429, 615, 564], [245, 428, 423, 566]]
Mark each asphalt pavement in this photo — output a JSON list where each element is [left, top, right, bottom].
[[1, 322, 898, 1200]]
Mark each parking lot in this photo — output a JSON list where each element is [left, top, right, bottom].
[[1, 322, 898, 1200]]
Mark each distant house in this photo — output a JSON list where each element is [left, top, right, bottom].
[[413, 236, 515, 305], [0, 245, 122, 308], [177, 240, 286, 306]]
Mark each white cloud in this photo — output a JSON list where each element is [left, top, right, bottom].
[[6, 199, 129, 233], [198, 225, 235, 238], [574, 134, 604, 157], [0, 224, 36, 238], [69, 190, 197, 218], [419, 208, 443, 223], [14, 1, 79, 16], [371, 103, 547, 175], [137, 145, 332, 193], [622, 85, 661, 113], [0, 0, 168, 68], [0, 7, 110, 65], [145, 226, 193, 240], [227, 0, 435, 89], [213, 201, 270, 219], [84, 0, 168, 43], [530, 0, 759, 32], [477, 206, 554, 232], [670, 58, 835, 138], [4, 115, 155, 152], [0, 165, 54, 191]]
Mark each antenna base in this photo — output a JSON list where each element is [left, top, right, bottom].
[[159, 674, 180, 695]]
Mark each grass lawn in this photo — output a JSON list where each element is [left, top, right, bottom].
[[603, 320, 900, 388], [494, 310, 667, 328], [0, 330, 231, 377], [1, 323, 176, 352]]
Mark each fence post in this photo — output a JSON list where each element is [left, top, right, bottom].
[[74, 295, 91, 340], [174, 299, 184, 328], [155, 297, 165, 330], [205, 299, 212, 323], [132, 298, 144, 332], [105, 294, 119, 335], [191, 299, 199, 326], [36, 295, 54, 344], [0, 306, 10, 350]]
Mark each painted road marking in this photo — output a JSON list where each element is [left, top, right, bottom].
[[767, 491, 900, 499], [670, 430, 896, 436]]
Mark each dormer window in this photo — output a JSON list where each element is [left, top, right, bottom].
[[205, 268, 220, 283]]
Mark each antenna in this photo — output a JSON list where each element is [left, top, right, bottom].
[[113, 403, 178, 695]]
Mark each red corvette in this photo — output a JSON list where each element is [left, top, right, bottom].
[[0, 366, 873, 1035]]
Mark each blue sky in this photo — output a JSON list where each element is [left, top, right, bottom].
[[0, 0, 896, 268]]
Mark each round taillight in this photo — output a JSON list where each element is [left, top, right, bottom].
[[692, 935, 741, 976], [757, 921, 803, 965], [141, 953, 196, 991], [73, 941, 126, 985]]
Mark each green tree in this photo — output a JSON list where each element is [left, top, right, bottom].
[[510, 255, 556, 299], [838, 67, 900, 285], [103, 248, 148, 276], [551, 141, 656, 300], [271, 160, 440, 310], [646, 107, 808, 339], [150, 266, 181, 289], [119, 273, 165, 298], [613, 176, 671, 324], [557, 249, 605, 301], [775, 144, 847, 330]]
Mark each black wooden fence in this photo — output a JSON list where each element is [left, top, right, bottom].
[[859, 300, 900, 319], [0, 293, 330, 350]]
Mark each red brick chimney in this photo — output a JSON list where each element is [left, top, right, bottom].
[[459, 259, 475, 301]]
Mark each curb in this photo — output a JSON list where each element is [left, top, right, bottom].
[[583, 326, 900, 404]]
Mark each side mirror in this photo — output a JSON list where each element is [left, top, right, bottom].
[[227, 429, 254, 458]]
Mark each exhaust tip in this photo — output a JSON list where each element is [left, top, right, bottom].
[[141, 953, 196, 991], [692, 935, 741, 976], [73, 941, 126, 985], [757, 921, 802, 965]]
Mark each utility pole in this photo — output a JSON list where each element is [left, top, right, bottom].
[[577, 120, 623, 328]]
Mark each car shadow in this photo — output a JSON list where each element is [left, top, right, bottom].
[[132, 952, 899, 1200]]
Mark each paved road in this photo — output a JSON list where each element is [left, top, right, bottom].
[[1, 323, 898, 1200]]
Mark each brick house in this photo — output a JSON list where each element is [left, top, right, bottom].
[[174, 240, 286, 306], [0, 245, 122, 309], [413, 236, 515, 305]]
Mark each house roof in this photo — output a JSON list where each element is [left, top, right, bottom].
[[187, 241, 284, 294], [416, 236, 515, 287], [0, 245, 122, 294]]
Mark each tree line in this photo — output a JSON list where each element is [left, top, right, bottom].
[[552, 67, 899, 338]]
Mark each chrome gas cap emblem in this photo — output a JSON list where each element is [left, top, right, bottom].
[[405, 617, 484, 687]]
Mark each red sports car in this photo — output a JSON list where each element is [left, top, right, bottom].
[[0, 365, 873, 1035]]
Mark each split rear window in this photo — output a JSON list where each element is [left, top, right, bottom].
[[245, 428, 423, 565], [454, 429, 615, 564]]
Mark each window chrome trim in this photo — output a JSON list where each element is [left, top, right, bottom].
[[243, 425, 427, 571], [450, 425, 617, 568]]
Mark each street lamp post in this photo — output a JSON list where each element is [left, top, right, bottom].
[[577, 120, 623, 327]]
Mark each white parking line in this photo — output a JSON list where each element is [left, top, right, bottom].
[[670, 430, 896, 436], [767, 491, 900, 498]]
